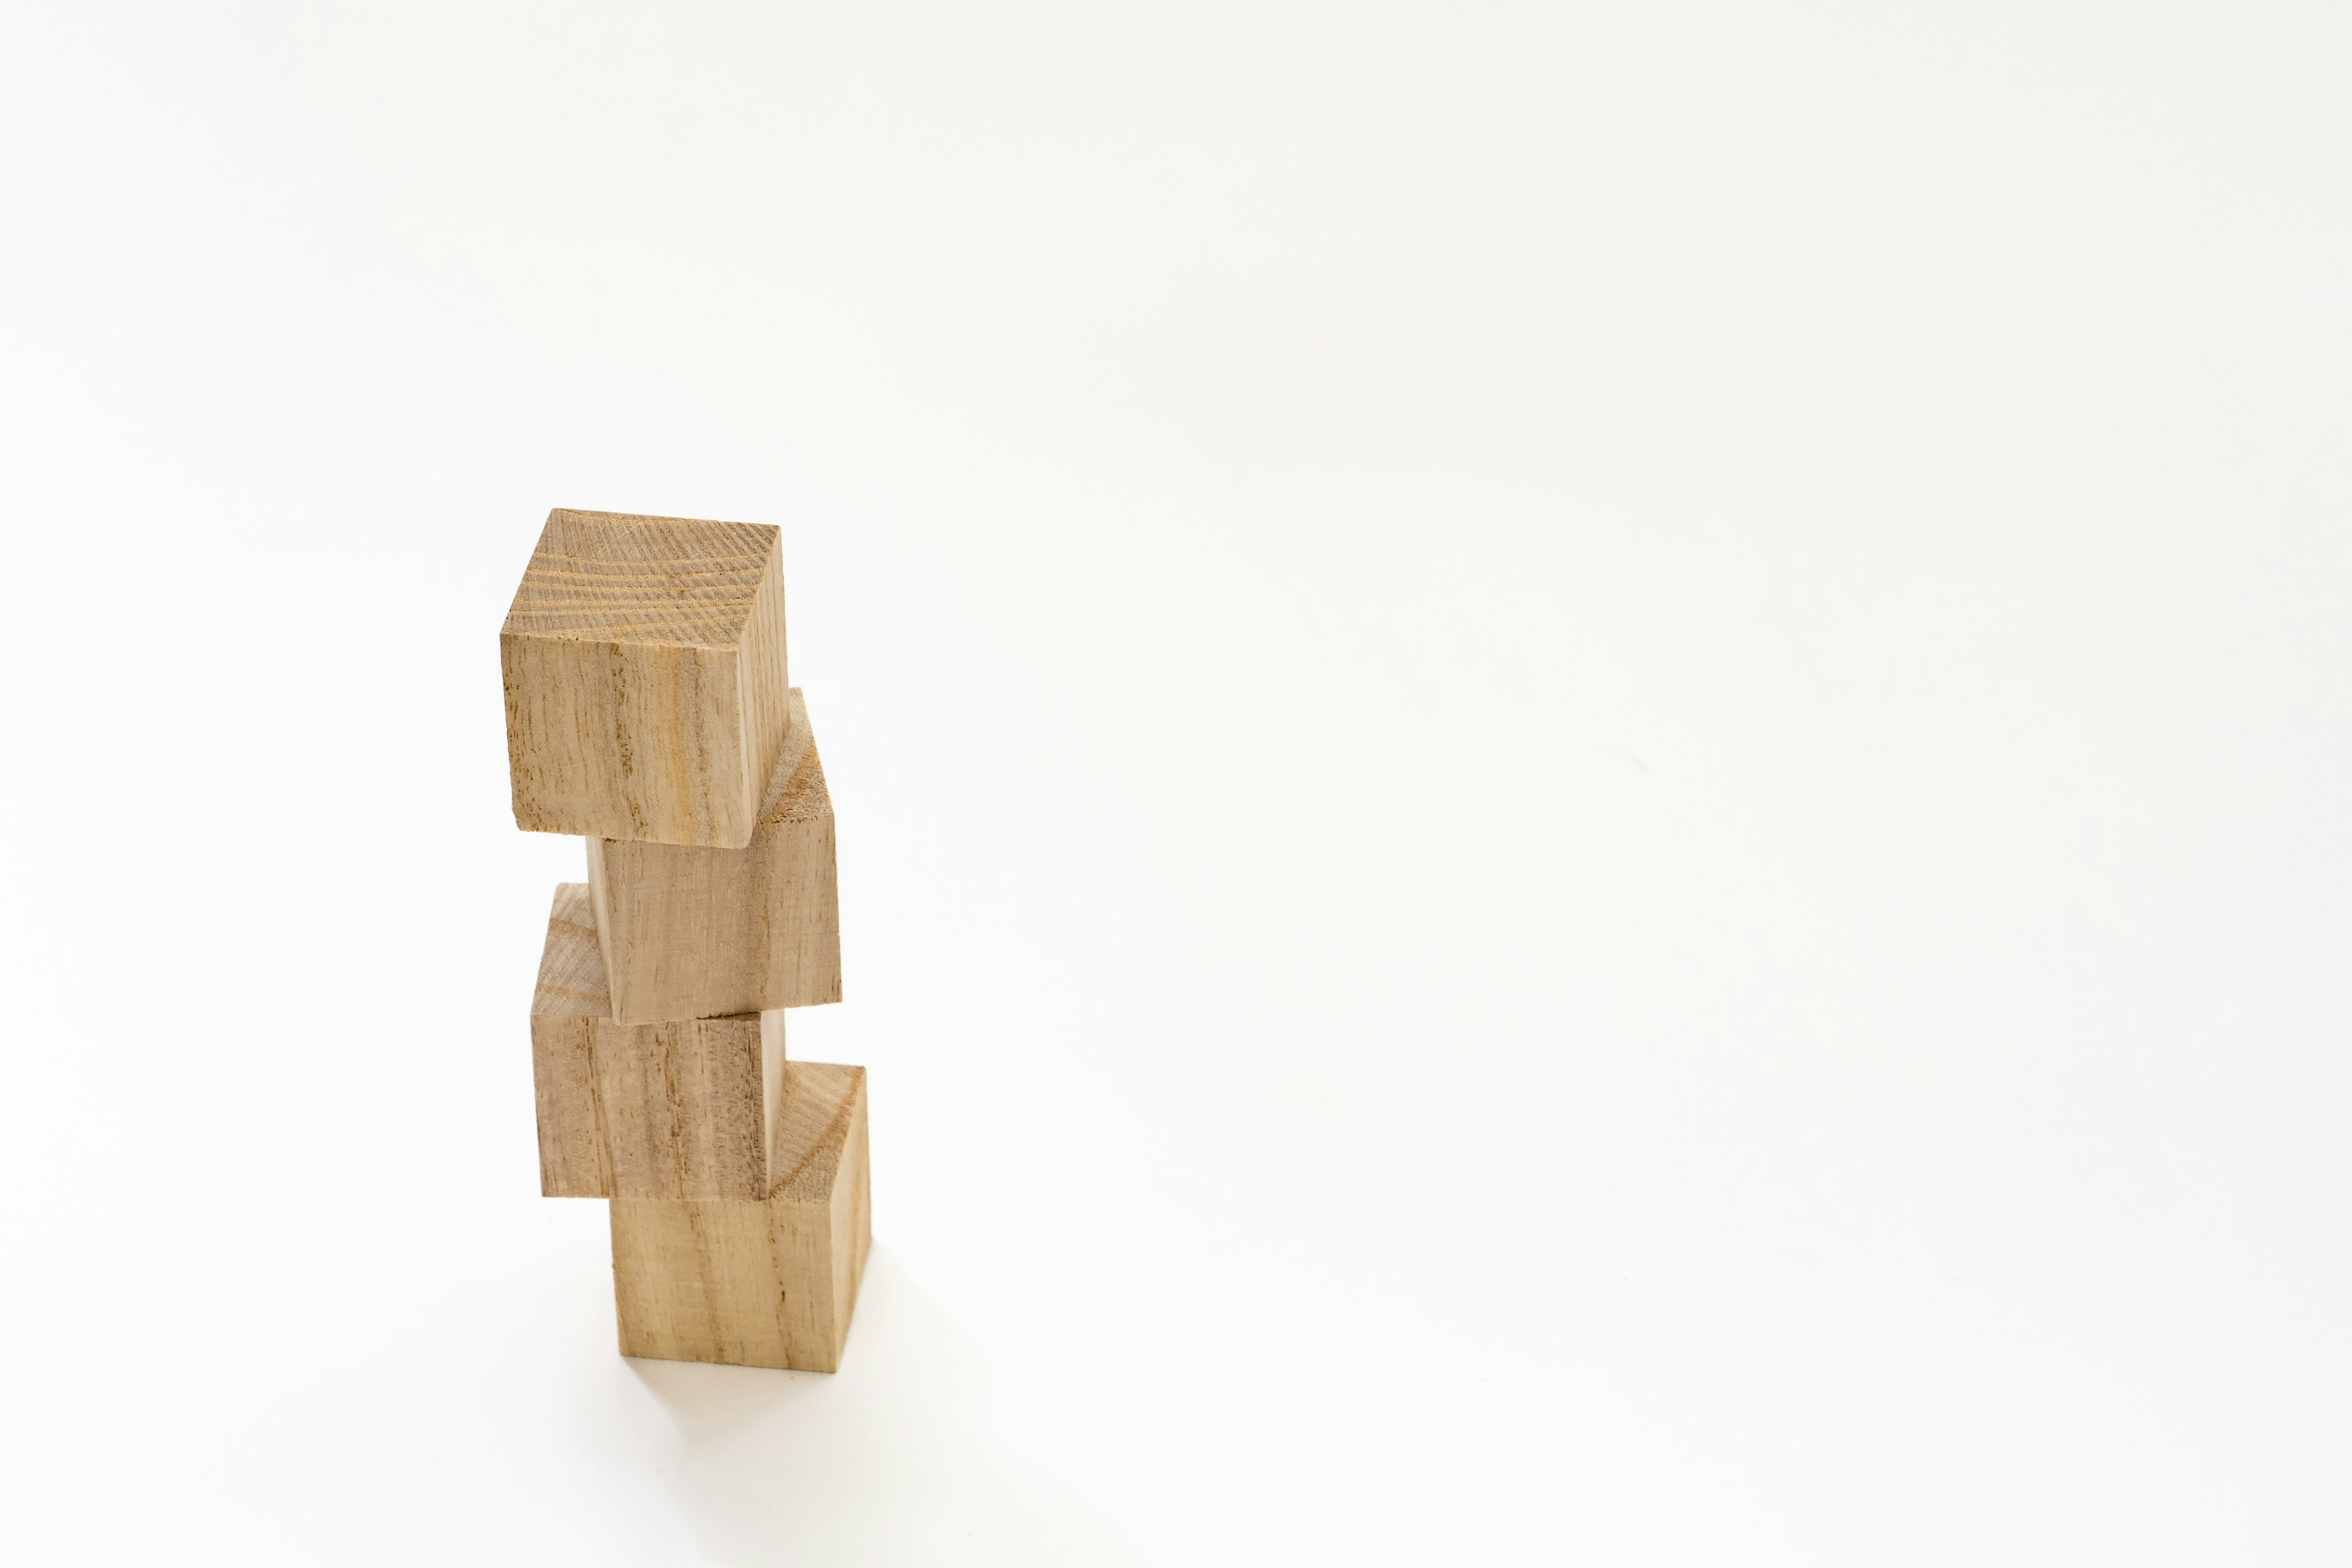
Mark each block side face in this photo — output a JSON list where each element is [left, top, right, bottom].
[[766, 1190, 845, 1372], [590, 1019, 670, 1199], [850, 1090, 873, 1280], [595, 834, 763, 1025], [508, 511, 779, 649], [500, 631, 541, 834], [735, 533, 791, 825], [635, 641, 748, 846], [761, 1009, 788, 1169], [530, 1016, 611, 1197], [755, 690, 840, 1008], [823, 1087, 873, 1368], [695, 1016, 771, 1200], [756, 808, 842, 1009], [584, 839, 617, 994], [503, 633, 753, 847], [500, 631, 627, 840], [611, 1200, 795, 1369], [597, 1014, 768, 1201]]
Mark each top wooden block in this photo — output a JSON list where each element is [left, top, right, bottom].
[[501, 509, 790, 848]]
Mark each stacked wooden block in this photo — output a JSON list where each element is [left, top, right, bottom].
[[502, 508, 869, 1372]]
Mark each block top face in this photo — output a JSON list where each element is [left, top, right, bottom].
[[503, 510, 782, 650], [532, 883, 611, 1017], [771, 1063, 865, 1202], [757, 688, 830, 826]]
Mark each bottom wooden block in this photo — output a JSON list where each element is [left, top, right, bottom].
[[609, 1061, 872, 1373]]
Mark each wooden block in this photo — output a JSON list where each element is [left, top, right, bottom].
[[587, 687, 842, 1025], [610, 1062, 872, 1373], [502, 508, 790, 849], [529, 883, 790, 1200]]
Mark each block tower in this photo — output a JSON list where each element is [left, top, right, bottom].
[[500, 508, 869, 1372]]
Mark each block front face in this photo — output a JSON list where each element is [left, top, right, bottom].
[[529, 884, 783, 1200], [589, 687, 842, 1025], [502, 509, 789, 848], [610, 1063, 871, 1373]]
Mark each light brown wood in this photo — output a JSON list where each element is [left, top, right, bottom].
[[502, 508, 790, 849], [530, 883, 791, 1201], [610, 1062, 872, 1373], [587, 687, 841, 1024]]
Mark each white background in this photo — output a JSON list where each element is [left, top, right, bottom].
[[3, 2, 2348, 1562]]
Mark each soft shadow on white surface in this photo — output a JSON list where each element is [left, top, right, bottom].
[[621, 1248, 1137, 1567]]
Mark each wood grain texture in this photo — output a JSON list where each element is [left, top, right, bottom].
[[529, 883, 790, 1200], [502, 508, 790, 849], [587, 687, 841, 1024], [610, 1062, 871, 1373]]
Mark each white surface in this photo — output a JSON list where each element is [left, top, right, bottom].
[[3, 3, 2348, 1562]]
